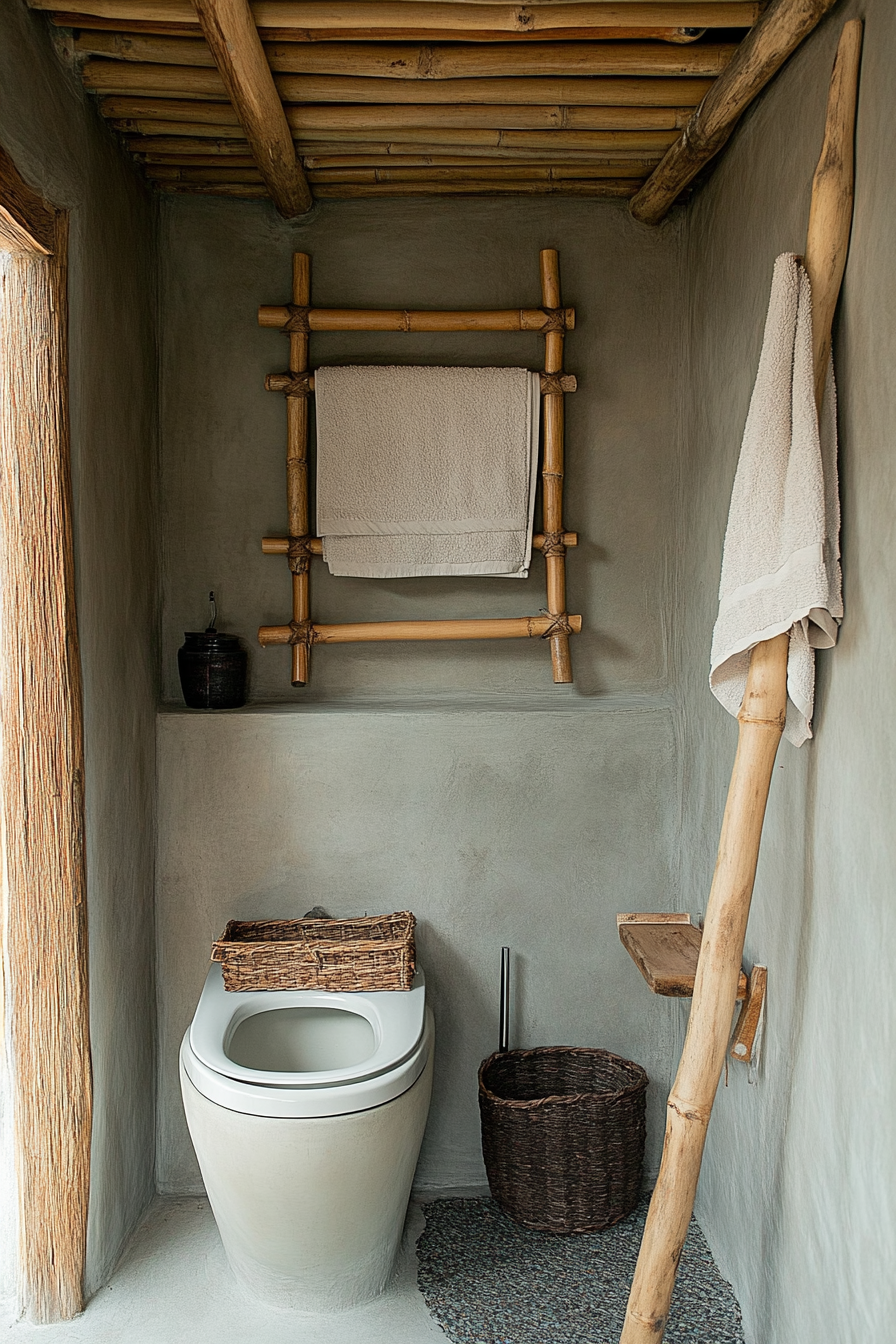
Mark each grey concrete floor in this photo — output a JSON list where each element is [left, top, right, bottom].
[[0, 1197, 448, 1344]]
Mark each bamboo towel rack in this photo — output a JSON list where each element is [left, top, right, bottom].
[[258, 248, 581, 687]]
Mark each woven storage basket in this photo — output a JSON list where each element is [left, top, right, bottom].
[[478, 1046, 648, 1234], [211, 911, 416, 992]]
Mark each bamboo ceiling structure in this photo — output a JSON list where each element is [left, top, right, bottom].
[[31, 0, 841, 217]]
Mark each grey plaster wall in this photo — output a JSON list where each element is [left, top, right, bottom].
[[156, 197, 684, 1192], [0, 2, 158, 1301], [676, 3, 896, 1340]]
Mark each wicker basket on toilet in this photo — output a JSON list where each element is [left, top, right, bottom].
[[211, 910, 416, 992]]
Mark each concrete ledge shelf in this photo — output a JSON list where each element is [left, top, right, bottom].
[[617, 913, 766, 1065]]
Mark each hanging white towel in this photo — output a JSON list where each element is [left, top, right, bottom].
[[710, 252, 842, 747], [315, 365, 540, 578]]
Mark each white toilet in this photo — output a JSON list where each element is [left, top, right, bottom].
[[180, 962, 434, 1312]]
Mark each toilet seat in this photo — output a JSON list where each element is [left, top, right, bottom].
[[181, 962, 431, 1119]]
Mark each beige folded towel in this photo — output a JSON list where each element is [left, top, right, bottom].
[[315, 365, 540, 578]]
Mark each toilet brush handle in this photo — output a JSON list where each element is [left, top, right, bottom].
[[499, 947, 510, 1053]]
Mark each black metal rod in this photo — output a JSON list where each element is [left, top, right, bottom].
[[499, 946, 510, 1053]]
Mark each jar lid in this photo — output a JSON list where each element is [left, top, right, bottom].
[[182, 630, 243, 651]]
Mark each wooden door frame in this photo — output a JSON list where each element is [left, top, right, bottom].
[[0, 142, 91, 1323]]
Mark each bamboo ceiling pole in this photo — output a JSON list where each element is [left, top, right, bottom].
[[163, 179, 638, 195], [192, 0, 313, 216], [33, 0, 764, 36], [114, 119, 682, 154], [630, 0, 842, 225], [83, 63, 716, 108], [540, 248, 573, 684], [282, 104, 695, 131], [144, 155, 653, 175], [620, 22, 861, 1344], [98, 96, 696, 131], [158, 182, 269, 195], [74, 33, 740, 77], [128, 134, 666, 161], [258, 613, 584, 645], [55, 16, 730, 42], [298, 153, 659, 169], [287, 252, 311, 685]]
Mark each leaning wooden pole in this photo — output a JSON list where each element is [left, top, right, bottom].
[[620, 20, 862, 1343]]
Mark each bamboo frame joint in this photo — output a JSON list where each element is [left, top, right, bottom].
[[287, 535, 315, 575], [288, 618, 314, 647], [538, 610, 575, 640], [539, 531, 568, 558], [282, 303, 311, 334], [540, 305, 573, 333], [540, 372, 577, 395], [266, 370, 313, 397]]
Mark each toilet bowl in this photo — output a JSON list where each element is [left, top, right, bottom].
[[180, 962, 433, 1312]]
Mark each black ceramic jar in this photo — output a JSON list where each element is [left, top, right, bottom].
[[178, 630, 247, 710]]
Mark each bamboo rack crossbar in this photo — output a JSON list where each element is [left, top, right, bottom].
[[260, 248, 579, 686], [260, 614, 584, 644], [262, 531, 579, 554], [259, 304, 575, 331]]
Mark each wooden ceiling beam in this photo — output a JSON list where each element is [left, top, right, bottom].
[[631, 0, 845, 223], [35, 0, 761, 39], [84, 62, 715, 106], [191, 0, 312, 216], [74, 33, 739, 74]]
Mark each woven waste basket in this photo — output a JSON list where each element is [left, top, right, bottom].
[[478, 1046, 648, 1234]]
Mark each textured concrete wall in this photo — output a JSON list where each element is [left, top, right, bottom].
[[677, 4, 896, 1340], [156, 197, 684, 1192], [0, 3, 158, 1300]]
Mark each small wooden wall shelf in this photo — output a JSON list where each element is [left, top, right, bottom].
[[617, 913, 766, 1064], [258, 248, 580, 689]]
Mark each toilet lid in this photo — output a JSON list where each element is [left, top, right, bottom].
[[189, 961, 426, 1089]]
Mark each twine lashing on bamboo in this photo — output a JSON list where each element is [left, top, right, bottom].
[[288, 618, 314, 646], [287, 534, 314, 575], [540, 373, 570, 395], [540, 307, 569, 333], [281, 303, 311, 334], [266, 370, 314, 397], [539, 610, 575, 639], [540, 530, 567, 557]]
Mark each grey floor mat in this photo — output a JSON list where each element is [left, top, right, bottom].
[[417, 1196, 745, 1344]]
